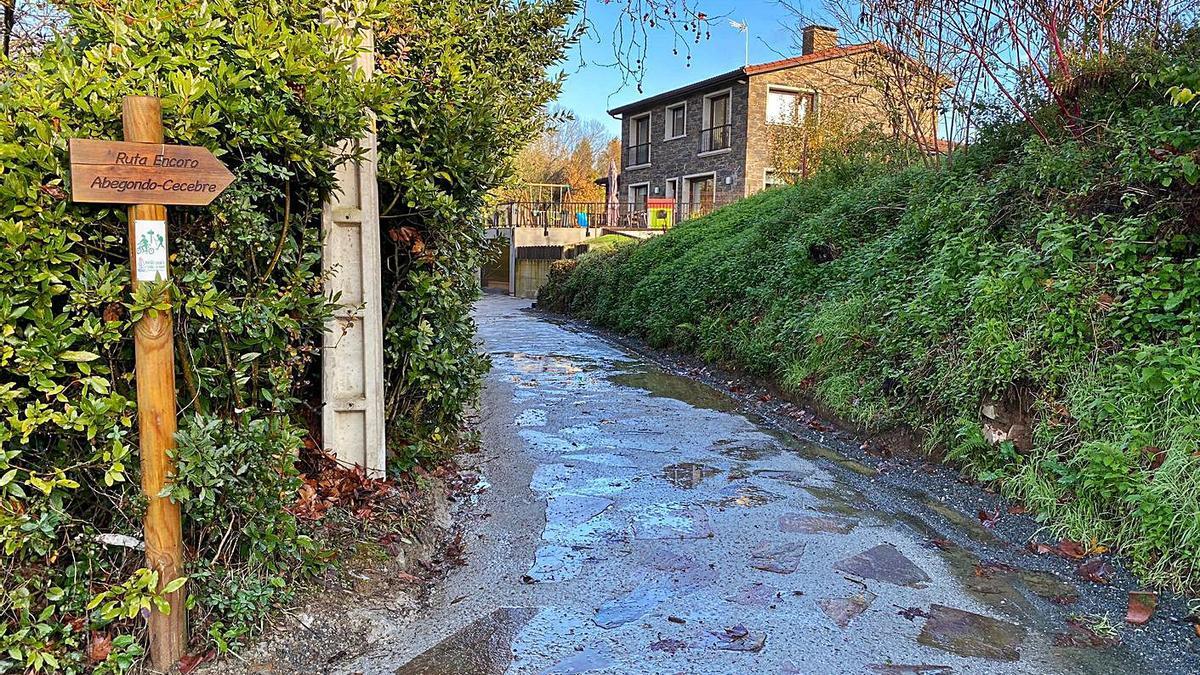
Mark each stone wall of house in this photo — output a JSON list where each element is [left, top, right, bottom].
[[618, 79, 751, 213], [745, 51, 940, 194]]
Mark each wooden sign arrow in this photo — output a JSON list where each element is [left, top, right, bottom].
[[69, 138, 234, 206]]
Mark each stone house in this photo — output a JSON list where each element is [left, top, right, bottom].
[[608, 25, 942, 218]]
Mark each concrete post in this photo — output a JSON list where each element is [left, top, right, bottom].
[[507, 230, 517, 297], [322, 28, 386, 477]]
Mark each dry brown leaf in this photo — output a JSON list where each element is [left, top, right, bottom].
[[1126, 591, 1157, 625], [87, 632, 113, 664]]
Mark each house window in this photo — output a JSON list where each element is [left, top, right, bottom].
[[665, 178, 677, 200], [767, 88, 815, 126], [627, 113, 651, 166], [764, 170, 800, 189], [701, 91, 731, 153], [684, 174, 715, 218], [629, 183, 649, 211], [665, 103, 686, 139]]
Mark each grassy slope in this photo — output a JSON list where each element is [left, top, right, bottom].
[[540, 62, 1200, 590]]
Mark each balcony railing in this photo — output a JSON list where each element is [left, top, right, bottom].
[[491, 199, 734, 230], [700, 124, 732, 153], [625, 142, 650, 166], [492, 202, 645, 229]]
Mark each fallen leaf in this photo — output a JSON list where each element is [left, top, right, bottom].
[[1007, 503, 1027, 515], [978, 508, 1000, 528], [926, 538, 955, 551], [87, 632, 113, 664], [1145, 446, 1168, 471], [1076, 558, 1114, 584], [807, 419, 831, 432], [1057, 539, 1088, 559], [178, 650, 214, 674], [1029, 538, 1093, 559], [1126, 591, 1157, 625]]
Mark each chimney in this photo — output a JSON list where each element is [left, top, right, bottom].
[[802, 25, 839, 55]]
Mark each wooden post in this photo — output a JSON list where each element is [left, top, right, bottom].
[[123, 95, 187, 671], [321, 27, 386, 477]]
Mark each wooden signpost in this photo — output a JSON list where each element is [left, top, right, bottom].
[[69, 96, 233, 671]]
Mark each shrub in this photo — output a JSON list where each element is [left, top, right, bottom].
[[0, 0, 574, 670]]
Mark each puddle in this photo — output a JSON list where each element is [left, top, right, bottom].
[[395, 607, 537, 674], [542, 493, 618, 546], [834, 544, 931, 588], [794, 443, 880, 476], [926, 540, 1067, 620], [922, 498, 999, 544], [509, 353, 588, 376], [779, 513, 858, 534], [638, 547, 700, 573], [609, 370, 739, 412], [562, 452, 637, 468], [593, 582, 673, 628], [538, 643, 615, 674], [803, 485, 868, 517], [531, 464, 575, 494], [714, 443, 783, 461], [750, 542, 807, 574], [1017, 570, 1079, 604], [753, 469, 816, 485], [724, 582, 780, 607], [519, 429, 582, 455], [631, 504, 713, 539], [525, 545, 586, 583], [713, 482, 782, 508], [818, 591, 876, 628], [917, 604, 1026, 662], [868, 658, 950, 667], [515, 409, 548, 427], [660, 462, 721, 489]]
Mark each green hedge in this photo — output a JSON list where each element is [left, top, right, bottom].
[[540, 47, 1200, 591], [0, 0, 572, 671]]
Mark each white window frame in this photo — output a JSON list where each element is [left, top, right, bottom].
[[626, 112, 652, 169], [681, 171, 717, 213], [665, 178, 678, 200], [765, 85, 817, 126], [664, 102, 687, 140], [699, 88, 733, 157], [627, 181, 650, 209]]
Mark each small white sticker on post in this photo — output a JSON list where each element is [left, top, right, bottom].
[[134, 219, 168, 282]]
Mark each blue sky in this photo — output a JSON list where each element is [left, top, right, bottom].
[[554, 1, 832, 136]]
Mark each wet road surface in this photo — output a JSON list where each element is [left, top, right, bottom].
[[334, 295, 1157, 675]]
